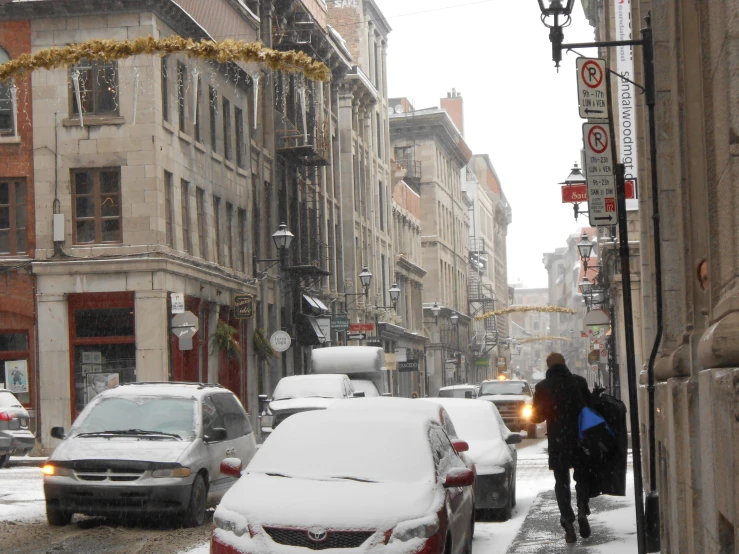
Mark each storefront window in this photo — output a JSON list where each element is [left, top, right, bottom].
[[74, 344, 136, 414], [0, 333, 28, 352], [0, 331, 30, 404], [69, 294, 136, 417]]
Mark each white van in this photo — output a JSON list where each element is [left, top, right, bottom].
[[310, 346, 392, 397]]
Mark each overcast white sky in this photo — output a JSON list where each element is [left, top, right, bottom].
[[373, 0, 596, 287]]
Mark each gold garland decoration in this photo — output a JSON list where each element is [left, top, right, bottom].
[[0, 36, 330, 83], [474, 305, 578, 321], [518, 336, 573, 345]]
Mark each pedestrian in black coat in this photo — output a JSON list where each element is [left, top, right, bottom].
[[531, 352, 593, 544]]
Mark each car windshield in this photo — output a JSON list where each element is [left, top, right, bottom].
[[272, 377, 346, 401], [438, 389, 474, 399], [479, 381, 531, 396], [71, 396, 197, 440], [0, 392, 22, 408], [351, 380, 380, 397], [249, 412, 435, 483]]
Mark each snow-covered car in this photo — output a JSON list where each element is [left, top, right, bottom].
[[211, 410, 475, 554], [328, 396, 476, 473], [478, 379, 535, 435], [260, 374, 360, 438], [424, 398, 522, 522], [0, 389, 36, 468], [42, 383, 257, 527], [438, 384, 478, 399]]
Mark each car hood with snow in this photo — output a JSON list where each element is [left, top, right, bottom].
[[479, 394, 532, 404], [50, 436, 192, 464], [218, 473, 439, 530]]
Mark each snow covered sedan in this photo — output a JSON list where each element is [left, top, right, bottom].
[[42, 383, 257, 527], [259, 374, 361, 438], [211, 410, 476, 554], [424, 398, 522, 522]]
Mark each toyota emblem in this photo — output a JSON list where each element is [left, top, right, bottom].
[[307, 528, 328, 542]]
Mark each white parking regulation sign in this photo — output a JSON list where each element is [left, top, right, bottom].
[[587, 175, 617, 226], [583, 123, 613, 176], [576, 58, 608, 119]]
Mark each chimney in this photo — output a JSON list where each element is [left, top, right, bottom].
[[440, 89, 464, 136]]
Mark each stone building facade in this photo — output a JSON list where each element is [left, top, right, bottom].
[[389, 101, 473, 394]]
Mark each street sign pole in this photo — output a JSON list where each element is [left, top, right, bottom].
[[605, 63, 647, 552]]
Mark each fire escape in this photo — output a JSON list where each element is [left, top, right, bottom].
[[468, 238, 498, 355]]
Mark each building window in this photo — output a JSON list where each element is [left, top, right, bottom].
[[72, 168, 121, 244], [237, 208, 246, 272], [181, 180, 192, 254], [213, 195, 222, 265], [71, 60, 118, 116], [209, 87, 218, 152], [196, 187, 207, 260], [0, 48, 15, 136], [177, 61, 187, 133], [225, 202, 233, 268], [251, 179, 259, 274], [378, 180, 384, 231], [235, 107, 245, 168], [194, 76, 202, 143], [0, 179, 26, 255], [161, 56, 169, 122], [0, 331, 30, 404], [264, 181, 272, 256], [164, 171, 174, 248], [222, 97, 232, 161]]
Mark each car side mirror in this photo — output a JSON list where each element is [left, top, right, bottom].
[[443, 468, 475, 488], [205, 428, 227, 442], [50, 427, 65, 440], [505, 433, 523, 445], [452, 440, 469, 453], [352, 391, 366, 398], [220, 457, 242, 479]]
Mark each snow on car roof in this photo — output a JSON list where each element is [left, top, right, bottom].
[[277, 374, 349, 383], [100, 382, 229, 400], [248, 409, 437, 483], [426, 398, 503, 441], [328, 396, 443, 422], [439, 384, 477, 390]]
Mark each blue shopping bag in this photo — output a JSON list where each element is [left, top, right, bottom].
[[578, 406, 611, 440]]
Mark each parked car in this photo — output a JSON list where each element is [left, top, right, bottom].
[[0, 389, 35, 468], [42, 382, 257, 527], [211, 409, 475, 554], [478, 379, 536, 436], [259, 374, 361, 438], [329, 396, 476, 473], [425, 398, 522, 521], [438, 384, 478, 399]]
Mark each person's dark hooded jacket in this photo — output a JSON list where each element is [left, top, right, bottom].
[[531, 363, 592, 470]]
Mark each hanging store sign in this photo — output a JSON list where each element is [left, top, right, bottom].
[[561, 183, 588, 204], [233, 294, 255, 319], [349, 323, 375, 332], [397, 361, 419, 372]]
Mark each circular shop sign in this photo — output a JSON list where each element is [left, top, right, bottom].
[[270, 331, 292, 353]]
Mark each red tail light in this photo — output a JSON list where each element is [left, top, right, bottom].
[[0, 412, 13, 421]]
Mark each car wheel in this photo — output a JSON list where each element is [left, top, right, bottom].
[[491, 485, 513, 522], [0, 455, 8, 469], [444, 533, 453, 554], [46, 503, 73, 526], [527, 423, 537, 439], [183, 474, 207, 528]]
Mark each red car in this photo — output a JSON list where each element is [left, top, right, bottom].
[[211, 409, 475, 554]]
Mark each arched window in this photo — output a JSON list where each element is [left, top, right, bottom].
[[0, 47, 15, 136]]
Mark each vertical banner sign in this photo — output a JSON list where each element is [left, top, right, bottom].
[[615, 0, 639, 210]]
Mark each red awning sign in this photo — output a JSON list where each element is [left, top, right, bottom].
[[349, 323, 374, 332], [561, 184, 588, 204]]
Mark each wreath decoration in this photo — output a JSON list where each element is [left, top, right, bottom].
[[474, 305, 578, 321]]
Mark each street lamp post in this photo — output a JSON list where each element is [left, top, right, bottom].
[[536, 7, 664, 552]]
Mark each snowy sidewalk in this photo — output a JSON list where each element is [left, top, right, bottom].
[[506, 468, 637, 553]]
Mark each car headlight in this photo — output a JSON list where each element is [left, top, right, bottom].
[[152, 467, 192, 478], [42, 464, 71, 477], [522, 405, 533, 419], [391, 515, 440, 542], [214, 512, 249, 537]]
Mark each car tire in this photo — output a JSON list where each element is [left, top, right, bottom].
[[46, 503, 73, 526], [444, 533, 453, 554], [183, 474, 207, 528], [0, 454, 8, 469], [527, 423, 537, 439]]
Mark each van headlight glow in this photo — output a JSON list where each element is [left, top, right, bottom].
[[391, 515, 440, 542], [522, 405, 533, 419], [152, 467, 192, 478], [214, 513, 249, 537], [42, 464, 71, 477]]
